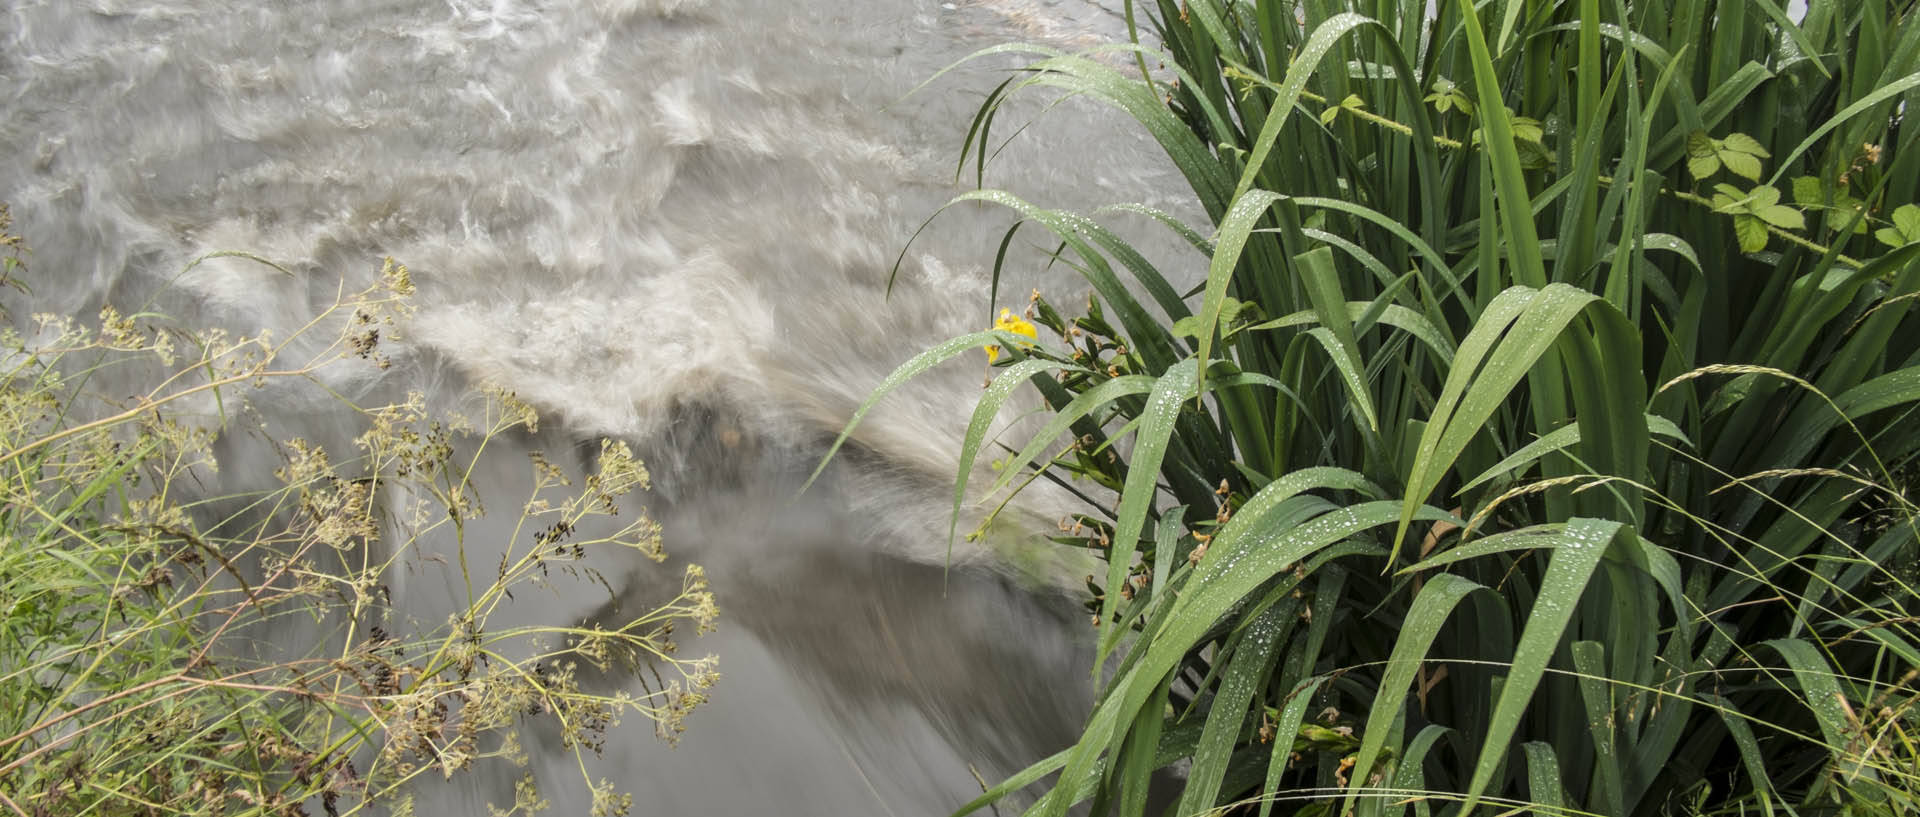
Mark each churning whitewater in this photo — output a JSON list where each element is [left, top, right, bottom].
[[0, 0, 1190, 813]]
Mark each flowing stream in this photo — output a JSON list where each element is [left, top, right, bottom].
[[0, 0, 1195, 812]]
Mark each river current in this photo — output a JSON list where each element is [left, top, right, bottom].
[[0, 0, 1192, 813]]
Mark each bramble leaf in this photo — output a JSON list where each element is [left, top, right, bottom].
[[1686, 130, 1716, 160], [1688, 131, 1769, 181], [1791, 176, 1823, 205], [1895, 203, 1920, 238], [1734, 215, 1769, 252], [1720, 132, 1770, 158], [1758, 205, 1804, 230], [1877, 204, 1920, 247], [1721, 150, 1762, 181]]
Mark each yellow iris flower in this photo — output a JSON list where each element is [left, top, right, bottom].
[[986, 308, 1039, 363]]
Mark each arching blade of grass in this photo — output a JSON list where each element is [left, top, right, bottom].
[[1394, 285, 1599, 560], [1767, 71, 1920, 187], [1041, 500, 1451, 817], [946, 190, 1182, 372], [1178, 602, 1295, 816], [1520, 742, 1568, 812], [1095, 356, 1198, 643], [801, 330, 1033, 495], [1461, 518, 1629, 814], [950, 358, 1077, 559], [980, 375, 1158, 501], [1571, 641, 1625, 815], [1705, 693, 1782, 817], [1342, 573, 1486, 817], [1257, 676, 1336, 817], [1248, 301, 1456, 367], [1765, 638, 1851, 753], [1455, 0, 1546, 290], [1457, 415, 1688, 495], [1193, 189, 1284, 399], [1298, 246, 1380, 433]]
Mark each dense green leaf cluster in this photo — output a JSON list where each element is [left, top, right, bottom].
[[831, 0, 1920, 814]]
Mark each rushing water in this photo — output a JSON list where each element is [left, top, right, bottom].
[[1, 0, 1195, 813]]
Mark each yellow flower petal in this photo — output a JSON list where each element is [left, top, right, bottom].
[[985, 308, 1039, 362]]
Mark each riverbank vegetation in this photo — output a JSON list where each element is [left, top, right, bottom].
[[0, 212, 717, 817], [831, 0, 1920, 814]]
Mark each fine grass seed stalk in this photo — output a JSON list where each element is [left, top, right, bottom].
[[0, 221, 717, 817]]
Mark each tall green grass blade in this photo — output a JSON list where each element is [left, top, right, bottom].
[[1571, 641, 1625, 815], [951, 749, 1070, 817], [1194, 190, 1284, 399], [1768, 72, 1920, 187], [1257, 676, 1334, 817], [1703, 694, 1780, 817], [1458, 414, 1687, 494], [1461, 518, 1627, 814], [1298, 246, 1381, 432], [1456, 0, 1547, 289], [1343, 573, 1485, 816], [1395, 285, 1598, 559], [982, 375, 1158, 501], [1250, 301, 1457, 366], [1765, 638, 1850, 753], [1520, 742, 1568, 813], [951, 358, 1076, 559], [802, 330, 1029, 495], [1099, 359, 1201, 652], [1178, 603, 1293, 816]]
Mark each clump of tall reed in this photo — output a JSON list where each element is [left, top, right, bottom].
[[824, 1, 1920, 814]]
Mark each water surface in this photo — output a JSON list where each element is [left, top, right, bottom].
[[0, 0, 1190, 812]]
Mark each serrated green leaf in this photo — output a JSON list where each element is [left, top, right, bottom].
[[1734, 215, 1769, 252], [1689, 154, 1721, 180], [1878, 226, 1908, 248], [1720, 150, 1763, 181], [1757, 204, 1804, 229], [1791, 175, 1823, 205], [1512, 116, 1545, 144], [1719, 132, 1769, 157], [1894, 204, 1920, 239], [1686, 130, 1716, 159]]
